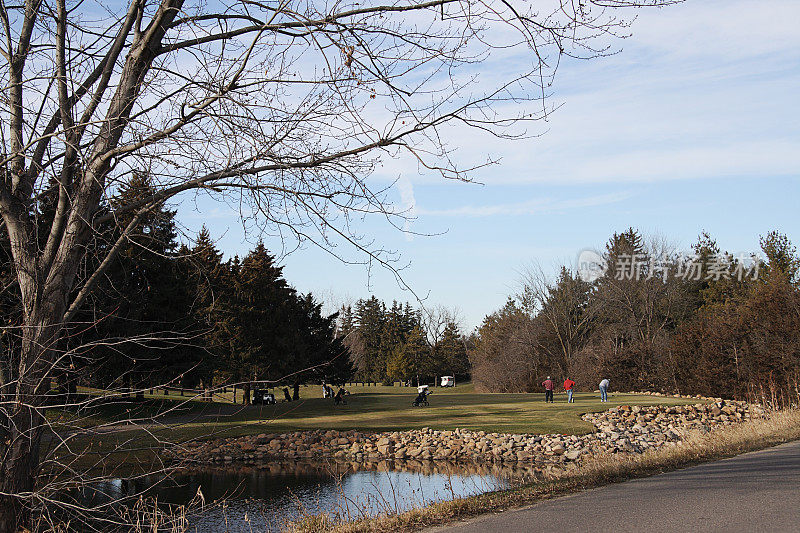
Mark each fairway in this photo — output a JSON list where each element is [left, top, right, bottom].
[[45, 384, 703, 471], [205, 384, 699, 435], [63, 383, 700, 438]]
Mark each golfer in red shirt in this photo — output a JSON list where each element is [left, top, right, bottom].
[[564, 378, 576, 403], [542, 377, 554, 403]]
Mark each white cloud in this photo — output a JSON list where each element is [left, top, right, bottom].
[[418, 190, 634, 217], [368, 0, 800, 188], [396, 175, 417, 239], [630, 0, 800, 61]]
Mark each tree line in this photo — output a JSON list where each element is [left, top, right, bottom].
[[337, 298, 471, 386], [0, 175, 351, 405], [470, 228, 800, 406], [1, 175, 474, 403]]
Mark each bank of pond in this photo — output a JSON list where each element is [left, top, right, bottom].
[[75, 459, 534, 531]]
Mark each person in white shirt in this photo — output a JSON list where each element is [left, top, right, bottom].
[[599, 378, 610, 402]]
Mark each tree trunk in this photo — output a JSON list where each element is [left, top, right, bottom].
[[0, 406, 42, 533], [0, 315, 59, 533], [242, 382, 251, 405]]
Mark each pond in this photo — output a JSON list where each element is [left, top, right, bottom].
[[80, 460, 541, 531]]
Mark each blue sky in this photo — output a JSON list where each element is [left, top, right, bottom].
[[178, 0, 800, 331]]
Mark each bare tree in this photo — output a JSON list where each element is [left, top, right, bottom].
[[520, 263, 596, 378], [421, 305, 461, 345], [593, 232, 690, 389], [469, 298, 539, 392], [0, 0, 677, 529]]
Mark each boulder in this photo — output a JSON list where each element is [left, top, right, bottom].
[[564, 450, 582, 461]]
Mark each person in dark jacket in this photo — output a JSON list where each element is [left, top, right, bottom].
[[334, 387, 349, 405]]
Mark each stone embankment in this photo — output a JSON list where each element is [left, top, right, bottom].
[[177, 400, 763, 467]]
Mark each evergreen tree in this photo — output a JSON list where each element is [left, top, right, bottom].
[[336, 305, 355, 338], [760, 231, 800, 283], [183, 226, 231, 391], [432, 320, 470, 379], [293, 295, 354, 385], [387, 325, 431, 385], [229, 243, 295, 402], [80, 174, 192, 394], [380, 301, 411, 384], [352, 296, 386, 382]]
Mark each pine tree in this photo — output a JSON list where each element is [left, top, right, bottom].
[[380, 301, 409, 384], [229, 243, 295, 402], [432, 320, 470, 379], [78, 173, 192, 395], [387, 325, 431, 385], [184, 226, 232, 393], [293, 294, 354, 385], [352, 296, 386, 383]]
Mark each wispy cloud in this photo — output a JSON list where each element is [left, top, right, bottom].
[[397, 175, 417, 240], [372, 0, 800, 187], [418, 190, 634, 217]]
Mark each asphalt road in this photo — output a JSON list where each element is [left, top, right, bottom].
[[430, 440, 800, 533]]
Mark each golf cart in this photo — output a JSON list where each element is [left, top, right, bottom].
[[252, 387, 276, 405]]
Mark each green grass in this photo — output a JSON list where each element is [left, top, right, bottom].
[[196, 384, 695, 435], [43, 384, 697, 472], [44, 383, 701, 472]]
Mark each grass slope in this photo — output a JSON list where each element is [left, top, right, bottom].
[[189, 384, 698, 435], [45, 384, 699, 472], [54, 383, 700, 435]]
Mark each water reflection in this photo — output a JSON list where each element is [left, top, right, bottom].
[[84, 459, 542, 532]]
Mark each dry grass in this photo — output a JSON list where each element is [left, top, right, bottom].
[[288, 409, 800, 533]]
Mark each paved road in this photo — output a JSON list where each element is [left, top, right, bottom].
[[430, 440, 800, 533]]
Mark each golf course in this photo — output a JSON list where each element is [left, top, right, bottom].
[[49, 383, 701, 442]]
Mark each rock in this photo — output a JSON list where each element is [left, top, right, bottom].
[[565, 450, 582, 461], [377, 445, 393, 455], [176, 395, 758, 472]]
